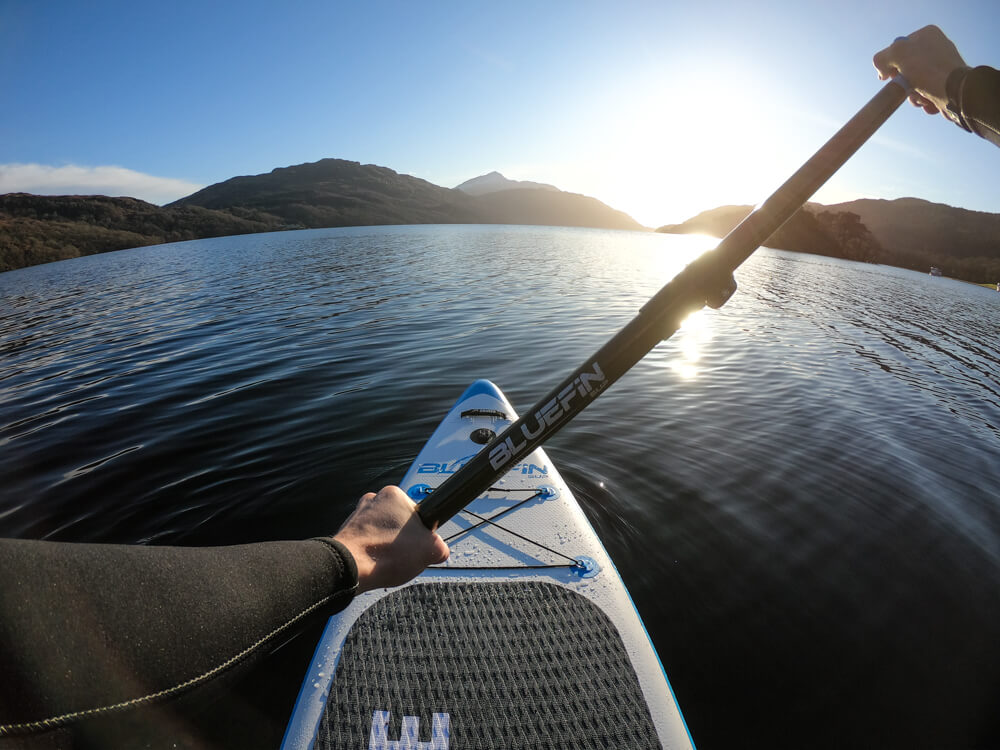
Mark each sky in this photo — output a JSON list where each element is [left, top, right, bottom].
[[2, 0, 998, 227]]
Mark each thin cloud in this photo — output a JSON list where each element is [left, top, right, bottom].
[[0, 163, 203, 205]]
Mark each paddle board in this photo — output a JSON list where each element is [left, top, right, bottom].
[[282, 379, 694, 749]]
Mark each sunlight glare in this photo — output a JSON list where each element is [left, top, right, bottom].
[[653, 233, 717, 281], [593, 65, 793, 228], [670, 362, 700, 380], [668, 309, 714, 381]]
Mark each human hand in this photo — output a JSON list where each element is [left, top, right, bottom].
[[873, 25, 967, 116], [333, 485, 449, 593]]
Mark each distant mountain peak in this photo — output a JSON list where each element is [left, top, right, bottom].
[[455, 172, 559, 196]]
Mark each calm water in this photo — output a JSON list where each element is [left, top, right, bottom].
[[2, 225, 999, 749]]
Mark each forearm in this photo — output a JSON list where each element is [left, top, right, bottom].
[[0, 537, 358, 736], [952, 66, 1000, 147]]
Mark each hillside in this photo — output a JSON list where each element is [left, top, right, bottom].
[[0, 194, 283, 273], [824, 198, 1000, 279], [657, 205, 753, 238], [658, 204, 884, 264], [827, 198, 1000, 258], [659, 198, 1000, 282], [469, 188, 642, 230]]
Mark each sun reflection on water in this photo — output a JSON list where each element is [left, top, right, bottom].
[[669, 308, 714, 380]]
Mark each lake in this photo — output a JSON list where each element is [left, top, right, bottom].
[[2, 224, 999, 749]]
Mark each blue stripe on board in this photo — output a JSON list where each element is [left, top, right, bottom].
[[456, 379, 503, 403]]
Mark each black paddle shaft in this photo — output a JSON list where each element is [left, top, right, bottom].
[[418, 79, 909, 530]]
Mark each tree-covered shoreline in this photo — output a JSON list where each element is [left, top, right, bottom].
[[4, 160, 998, 283], [0, 194, 289, 273]]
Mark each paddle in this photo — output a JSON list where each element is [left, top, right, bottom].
[[418, 78, 910, 529]]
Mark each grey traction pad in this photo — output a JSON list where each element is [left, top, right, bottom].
[[316, 581, 662, 750]]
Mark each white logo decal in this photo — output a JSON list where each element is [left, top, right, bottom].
[[368, 711, 450, 750], [488, 360, 607, 470]]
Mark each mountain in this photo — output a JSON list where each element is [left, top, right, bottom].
[[455, 170, 639, 230], [455, 171, 559, 196], [170, 159, 471, 227], [172, 159, 643, 231], [1, 159, 645, 272], [471, 188, 640, 230], [0, 193, 284, 273], [658, 198, 1000, 282]]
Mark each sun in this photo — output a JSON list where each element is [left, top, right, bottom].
[[590, 66, 801, 228]]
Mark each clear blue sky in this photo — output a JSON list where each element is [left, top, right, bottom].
[[2, 0, 997, 226]]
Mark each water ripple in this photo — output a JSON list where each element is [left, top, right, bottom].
[[1, 228, 998, 748]]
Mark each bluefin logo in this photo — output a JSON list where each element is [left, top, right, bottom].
[[416, 454, 477, 475], [487, 360, 607, 470], [418, 459, 548, 477], [368, 711, 450, 750]]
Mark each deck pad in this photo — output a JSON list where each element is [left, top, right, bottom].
[[316, 581, 661, 750]]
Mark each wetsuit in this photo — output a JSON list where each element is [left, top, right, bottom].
[[949, 65, 1000, 146], [0, 537, 358, 743]]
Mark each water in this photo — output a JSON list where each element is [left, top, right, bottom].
[[2, 225, 999, 748]]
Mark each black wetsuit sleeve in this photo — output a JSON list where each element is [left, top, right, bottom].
[[0, 537, 358, 737], [957, 66, 1000, 147]]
